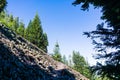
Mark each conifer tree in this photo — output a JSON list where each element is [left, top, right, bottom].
[[31, 13, 43, 45], [68, 55, 72, 67], [25, 20, 32, 40], [9, 14, 14, 22], [8, 14, 14, 27], [0, 11, 6, 24], [17, 22, 25, 37], [0, 11, 11, 26], [42, 33, 48, 52], [52, 42, 62, 62], [73, 0, 120, 79], [62, 55, 68, 65], [12, 17, 19, 32], [0, 11, 5, 19], [0, 0, 7, 13], [25, 13, 48, 52], [72, 51, 91, 78]]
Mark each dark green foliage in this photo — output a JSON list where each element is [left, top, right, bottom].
[[0, 11, 5, 19], [42, 33, 49, 52], [52, 42, 62, 62], [25, 13, 48, 52], [30, 13, 43, 46], [12, 17, 19, 32], [72, 51, 91, 78], [0, 11, 8, 26], [0, 12, 20, 34], [84, 23, 120, 79], [73, 0, 120, 79], [0, 0, 7, 13], [9, 14, 14, 22], [17, 22, 25, 37], [25, 20, 32, 40], [8, 14, 14, 28], [0, 12, 14, 29]]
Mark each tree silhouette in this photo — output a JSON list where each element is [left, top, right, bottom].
[[73, 0, 120, 79], [0, 0, 7, 13]]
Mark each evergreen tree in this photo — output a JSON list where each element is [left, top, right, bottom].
[[73, 0, 120, 79], [0, 11, 5, 19], [0, 11, 14, 28], [25, 13, 48, 52], [42, 33, 49, 52], [0, 0, 7, 13], [62, 55, 68, 65], [0, 11, 11, 26], [52, 42, 62, 62], [17, 22, 25, 37], [31, 13, 43, 46], [72, 51, 91, 78], [25, 20, 32, 40], [8, 14, 14, 28], [68, 55, 73, 67], [0, 11, 6, 24], [12, 17, 19, 32], [30, 14, 43, 45], [9, 14, 14, 22]]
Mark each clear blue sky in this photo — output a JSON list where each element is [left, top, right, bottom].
[[6, 0, 102, 65]]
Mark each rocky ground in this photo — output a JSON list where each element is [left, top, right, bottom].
[[0, 24, 89, 80]]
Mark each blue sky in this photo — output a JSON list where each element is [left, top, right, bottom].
[[7, 0, 102, 65]]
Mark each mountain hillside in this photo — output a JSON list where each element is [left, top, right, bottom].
[[0, 23, 89, 80]]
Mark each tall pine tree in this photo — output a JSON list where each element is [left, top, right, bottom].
[[25, 13, 48, 52]]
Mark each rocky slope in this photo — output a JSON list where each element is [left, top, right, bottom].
[[0, 24, 89, 80]]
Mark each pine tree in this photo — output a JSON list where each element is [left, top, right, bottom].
[[9, 14, 14, 22], [0, 11, 6, 24], [0, 11, 5, 19], [31, 13, 43, 47], [25, 20, 32, 40], [0, 0, 7, 13], [68, 55, 72, 67], [62, 55, 68, 65], [17, 22, 25, 37], [52, 42, 62, 62], [8, 14, 14, 28], [25, 13, 48, 52], [12, 17, 19, 32], [0, 11, 11, 26], [72, 51, 91, 78], [42, 33, 48, 52]]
